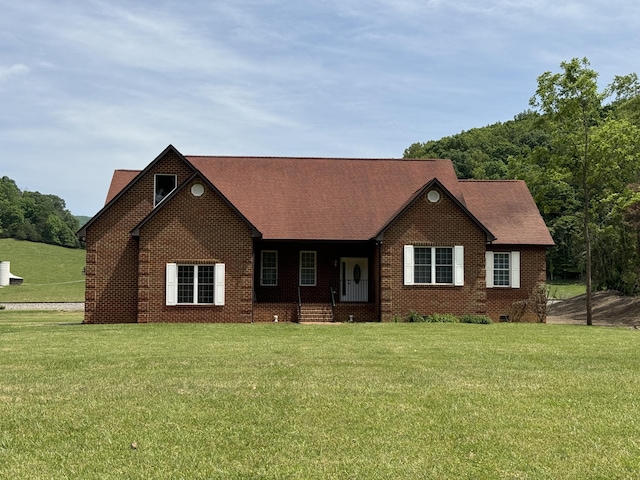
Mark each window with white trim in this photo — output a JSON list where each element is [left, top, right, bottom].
[[155, 174, 176, 206], [261, 251, 278, 286], [299, 251, 316, 286], [493, 253, 510, 286], [166, 263, 225, 305], [486, 251, 520, 288], [404, 245, 464, 286]]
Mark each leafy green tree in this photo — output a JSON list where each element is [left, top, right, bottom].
[[404, 111, 551, 181], [0, 176, 81, 248], [530, 58, 640, 324]]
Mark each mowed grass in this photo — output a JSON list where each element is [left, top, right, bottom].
[[1, 314, 639, 479], [547, 280, 586, 299], [0, 238, 85, 302]]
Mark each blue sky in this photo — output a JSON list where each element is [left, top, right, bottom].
[[1, 0, 638, 216]]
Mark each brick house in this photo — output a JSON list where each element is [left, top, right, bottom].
[[77, 145, 554, 324]]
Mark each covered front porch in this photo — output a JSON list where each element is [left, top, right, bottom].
[[252, 240, 379, 322]]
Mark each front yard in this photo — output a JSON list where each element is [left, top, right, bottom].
[[1, 312, 639, 478]]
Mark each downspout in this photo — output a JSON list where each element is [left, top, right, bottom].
[[377, 238, 383, 322], [251, 247, 255, 323]]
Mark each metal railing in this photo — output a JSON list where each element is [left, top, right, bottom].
[[330, 287, 336, 322]]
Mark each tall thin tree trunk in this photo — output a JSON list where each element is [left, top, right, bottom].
[[584, 201, 593, 326], [583, 125, 593, 326]]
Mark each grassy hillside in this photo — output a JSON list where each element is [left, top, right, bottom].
[[0, 238, 85, 302]]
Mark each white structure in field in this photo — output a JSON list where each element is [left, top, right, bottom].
[[0, 261, 23, 286]]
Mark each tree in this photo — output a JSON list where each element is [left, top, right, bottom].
[[0, 176, 81, 248], [530, 58, 640, 325]]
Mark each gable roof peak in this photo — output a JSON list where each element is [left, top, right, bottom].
[[376, 177, 495, 242]]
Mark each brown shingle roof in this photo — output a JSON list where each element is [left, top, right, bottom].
[[459, 180, 555, 246], [97, 149, 553, 246], [187, 156, 463, 241], [106, 170, 139, 204]]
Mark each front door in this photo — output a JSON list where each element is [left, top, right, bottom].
[[340, 258, 368, 302]]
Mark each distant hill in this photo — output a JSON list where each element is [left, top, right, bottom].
[[0, 176, 82, 248], [0, 238, 85, 302], [404, 110, 550, 180], [75, 216, 92, 228]]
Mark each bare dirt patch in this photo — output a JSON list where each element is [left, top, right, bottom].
[[547, 290, 640, 327]]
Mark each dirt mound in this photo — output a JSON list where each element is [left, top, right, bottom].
[[547, 290, 640, 326]]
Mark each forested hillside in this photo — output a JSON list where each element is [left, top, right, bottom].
[[0, 176, 81, 248], [405, 59, 640, 297]]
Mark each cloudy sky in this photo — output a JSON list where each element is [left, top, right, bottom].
[[1, 0, 637, 216]]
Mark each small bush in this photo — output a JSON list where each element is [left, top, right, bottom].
[[406, 311, 425, 322], [425, 313, 459, 323], [460, 314, 493, 324]]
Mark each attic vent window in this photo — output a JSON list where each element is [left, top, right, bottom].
[[427, 190, 440, 203], [155, 174, 176, 206], [191, 183, 205, 197]]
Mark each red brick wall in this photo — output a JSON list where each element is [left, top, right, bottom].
[[253, 303, 298, 323], [380, 186, 488, 321], [137, 177, 254, 323], [334, 303, 377, 322], [84, 150, 194, 323], [486, 246, 547, 322]]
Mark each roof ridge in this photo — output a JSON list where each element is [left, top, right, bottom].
[[459, 179, 523, 183], [186, 155, 445, 162]]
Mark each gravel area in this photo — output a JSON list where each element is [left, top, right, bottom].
[[1, 302, 84, 311], [546, 290, 640, 327]]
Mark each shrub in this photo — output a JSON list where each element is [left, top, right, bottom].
[[406, 310, 425, 322], [460, 314, 493, 324], [529, 283, 549, 323], [425, 313, 459, 323]]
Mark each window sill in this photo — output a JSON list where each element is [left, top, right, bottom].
[[173, 303, 217, 307]]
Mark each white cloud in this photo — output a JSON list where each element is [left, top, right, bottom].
[[0, 0, 637, 215], [0, 63, 28, 82]]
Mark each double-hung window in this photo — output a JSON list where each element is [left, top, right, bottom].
[[261, 251, 278, 286], [166, 263, 225, 305], [486, 251, 520, 288], [299, 251, 316, 286], [493, 253, 510, 286], [404, 245, 464, 286]]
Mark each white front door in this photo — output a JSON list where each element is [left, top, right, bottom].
[[340, 258, 368, 302]]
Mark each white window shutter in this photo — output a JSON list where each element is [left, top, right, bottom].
[[454, 246, 464, 286], [404, 245, 414, 285], [511, 251, 520, 289], [166, 263, 177, 306], [214, 263, 225, 306], [485, 252, 494, 288]]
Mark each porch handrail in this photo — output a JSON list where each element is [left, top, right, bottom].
[[330, 286, 336, 322], [297, 286, 302, 323]]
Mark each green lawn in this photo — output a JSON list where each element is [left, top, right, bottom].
[[1, 313, 639, 479], [547, 280, 586, 299], [0, 238, 85, 302]]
